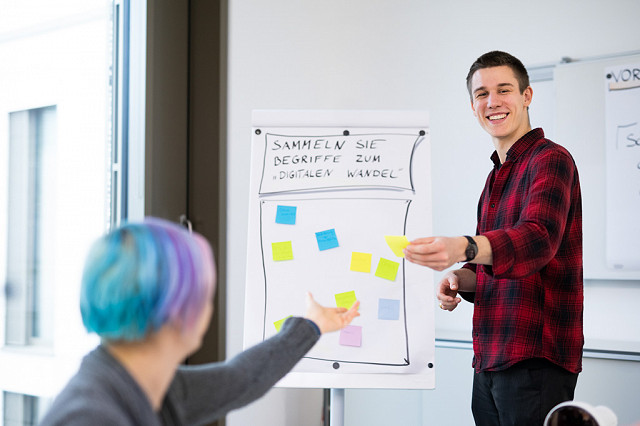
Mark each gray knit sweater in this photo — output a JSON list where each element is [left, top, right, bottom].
[[39, 317, 319, 425]]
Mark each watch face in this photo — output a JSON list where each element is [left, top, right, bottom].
[[465, 239, 477, 261], [465, 246, 473, 261]]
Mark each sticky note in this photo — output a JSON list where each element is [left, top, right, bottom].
[[339, 325, 362, 347], [350, 252, 372, 273], [272, 241, 294, 261], [335, 290, 357, 310], [375, 258, 400, 281], [316, 228, 339, 251], [378, 298, 400, 320], [275, 205, 297, 225], [384, 235, 410, 258], [274, 315, 292, 332]]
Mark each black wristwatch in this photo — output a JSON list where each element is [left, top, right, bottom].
[[463, 235, 478, 262]]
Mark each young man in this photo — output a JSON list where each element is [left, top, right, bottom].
[[404, 51, 583, 425]]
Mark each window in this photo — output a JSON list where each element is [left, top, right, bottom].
[[0, 0, 119, 420], [2, 392, 47, 426], [5, 107, 56, 347]]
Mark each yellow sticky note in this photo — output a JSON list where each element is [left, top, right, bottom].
[[350, 252, 372, 273], [272, 241, 294, 261], [384, 235, 410, 258], [274, 315, 292, 332], [335, 290, 357, 309], [375, 258, 400, 281]]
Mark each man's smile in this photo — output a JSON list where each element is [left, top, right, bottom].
[[488, 113, 508, 121]]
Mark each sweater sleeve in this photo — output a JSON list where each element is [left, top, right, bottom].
[[166, 316, 319, 425]]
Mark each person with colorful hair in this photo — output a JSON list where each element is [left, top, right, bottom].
[[39, 217, 360, 426]]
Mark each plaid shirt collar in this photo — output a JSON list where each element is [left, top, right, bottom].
[[490, 128, 545, 168]]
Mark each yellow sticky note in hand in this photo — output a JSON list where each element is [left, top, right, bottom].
[[272, 241, 294, 261], [335, 290, 357, 309], [375, 258, 400, 281], [384, 235, 410, 258], [350, 252, 372, 273]]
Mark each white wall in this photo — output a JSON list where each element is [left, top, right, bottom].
[[227, 1, 640, 424]]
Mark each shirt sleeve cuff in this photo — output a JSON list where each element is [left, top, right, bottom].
[[482, 229, 514, 277], [304, 319, 321, 335]]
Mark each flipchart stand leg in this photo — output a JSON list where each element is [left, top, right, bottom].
[[330, 388, 345, 426]]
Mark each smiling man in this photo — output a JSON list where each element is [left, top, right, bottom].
[[404, 51, 584, 425]]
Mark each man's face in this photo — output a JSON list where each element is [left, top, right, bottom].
[[470, 65, 532, 147]]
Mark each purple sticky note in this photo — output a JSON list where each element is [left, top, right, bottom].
[[339, 325, 362, 347]]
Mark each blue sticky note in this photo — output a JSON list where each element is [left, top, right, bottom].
[[276, 205, 297, 225], [316, 229, 339, 251], [378, 298, 400, 320]]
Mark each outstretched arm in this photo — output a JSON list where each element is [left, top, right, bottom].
[[171, 295, 359, 424], [404, 235, 492, 271]]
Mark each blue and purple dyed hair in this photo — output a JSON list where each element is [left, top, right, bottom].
[[80, 217, 216, 341]]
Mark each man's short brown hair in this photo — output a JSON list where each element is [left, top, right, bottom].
[[466, 51, 530, 97]]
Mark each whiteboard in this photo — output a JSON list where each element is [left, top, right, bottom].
[[604, 61, 640, 271], [243, 110, 435, 389], [555, 54, 640, 279]]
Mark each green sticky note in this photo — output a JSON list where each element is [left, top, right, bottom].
[[335, 290, 357, 309], [274, 315, 292, 332], [384, 235, 410, 258], [375, 258, 400, 281], [350, 252, 372, 273], [272, 241, 294, 261]]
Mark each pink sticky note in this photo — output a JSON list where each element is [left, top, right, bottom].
[[339, 325, 362, 347]]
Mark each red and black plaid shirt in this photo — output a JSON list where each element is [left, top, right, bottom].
[[462, 128, 584, 374]]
